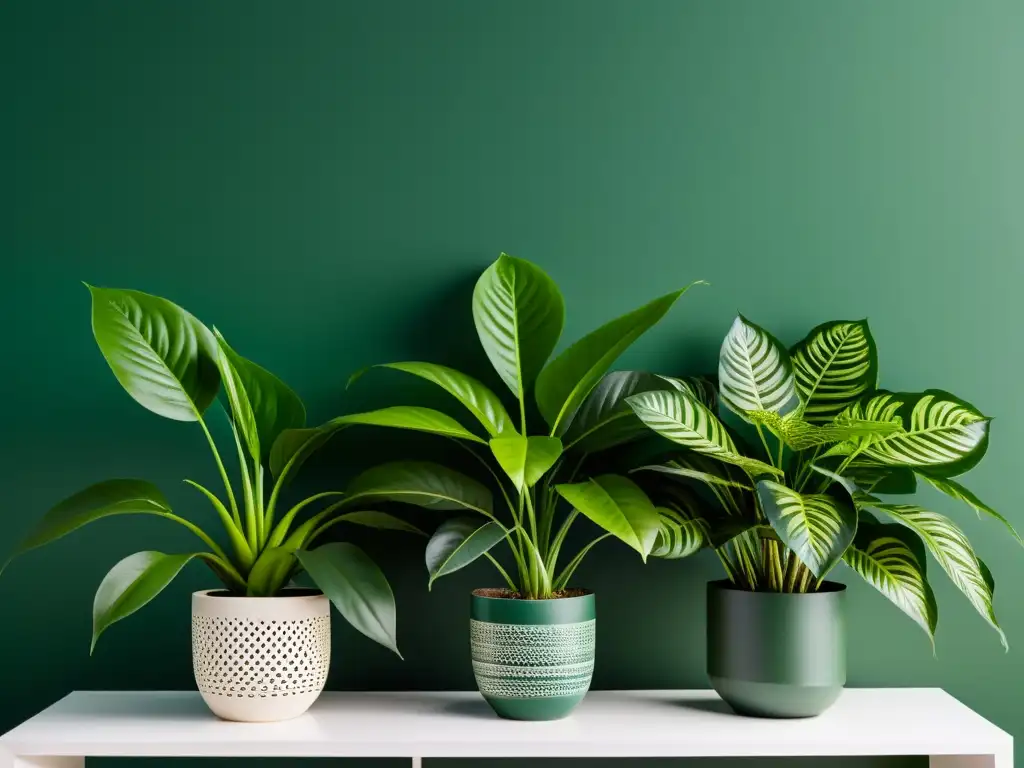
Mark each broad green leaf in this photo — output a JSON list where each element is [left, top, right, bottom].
[[212, 331, 260, 460], [791, 320, 878, 424], [633, 462, 753, 492], [918, 475, 1022, 545], [344, 461, 493, 516], [651, 504, 709, 559], [555, 474, 661, 560], [489, 435, 562, 489], [657, 374, 718, 410], [9, 480, 170, 560], [829, 391, 990, 477], [88, 286, 220, 421], [536, 282, 702, 434], [749, 410, 902, 451], [756, 480, 857, 578], [562, 371, 666, 453], [92, 551, 198, 652], [472, 254, 564, 398], [718, 315, 800, 420], [626, 390, 781, 477], [843, 521, 937, 644], [215, 330, 305, 460], [296, 542, 400, 656], [867, 500, 1005, 649], [269, 426, 340, 480], [333, 510, 427, 536], [246, 546, 297, 597], [330, 406, 485, 444], [425, 517, 508, 588], [845, 464, 918, 494]]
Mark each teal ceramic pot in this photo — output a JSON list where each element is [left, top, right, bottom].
[[707, 580, 846, 718], [470, 588, 595, 721]]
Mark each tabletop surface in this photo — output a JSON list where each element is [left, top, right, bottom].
[[0, 689, 1013, 758]]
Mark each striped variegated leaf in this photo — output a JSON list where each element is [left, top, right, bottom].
[[562, 371, 665, 454], [756, 480, 857, 578], [749, 410, 902, 451], [843, 520, 937, 644], [656, 375, 718, 410], [632, 462, 753, 493], [867, 500, 1006, 649], [651, 504, 708, 559], [626, 390, 781, 477], [791, 320, 878, 424], [719, 315, 800, 420], [918, 475, 1022, 545]]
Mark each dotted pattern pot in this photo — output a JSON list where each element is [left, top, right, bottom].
[[707, 580, 846, 718], [192, 589, 331, 722], [470, 589, 595, 721]]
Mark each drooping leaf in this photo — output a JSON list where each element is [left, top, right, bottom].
[[472, 254, 565, 399], [344, 461, 493, 516], [332, 510, 427, 537], [562, 371, 668, 453], [489, 435, 562, 489], [866, 500, 1005, 649], [843, 521, 937, 644], [917, 475, 1022, 545], [330, 406, 485, 444], [246, 547, 297, 597], [555, 475, 661, 560], [92, 551, 198, 652], [626, 390, 781, 477], [718, 315, 800, 420], [425, 517, 508, 588], [650, 504, 709, 559], [349, 362, 514, 438], [536, 282, 703, 434], [756, 480, 857, 578], [87, 286, 220, 421], [296, 542, 400, 656], [791, 320, 878, 424]]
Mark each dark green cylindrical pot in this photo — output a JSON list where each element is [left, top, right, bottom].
[[470, 589, 595, 721], [707, 580, 846, 718]]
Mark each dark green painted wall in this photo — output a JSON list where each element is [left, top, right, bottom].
[[2, 1, 1021, 765]]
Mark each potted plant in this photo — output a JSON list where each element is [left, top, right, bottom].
[[2, 287, 424, 722], [624, 316, 1015, 717], [290, 253, 702, 720]]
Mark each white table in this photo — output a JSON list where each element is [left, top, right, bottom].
[[0, 689, 1012, 768]]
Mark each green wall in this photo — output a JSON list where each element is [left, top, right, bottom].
[[2, 1, 1021, 765]]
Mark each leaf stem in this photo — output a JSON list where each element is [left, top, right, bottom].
[[484, 552, 517, 592], [197, 416, 240, 524], [755, 425, 775, 468]]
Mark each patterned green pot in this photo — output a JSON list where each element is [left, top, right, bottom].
[[470, 588, 595, 721], [707, 580, 846, 718]]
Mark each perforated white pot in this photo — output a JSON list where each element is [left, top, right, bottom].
[[191, 589, 331, 722]]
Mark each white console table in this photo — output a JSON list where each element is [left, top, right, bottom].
[[0, 689, 1012, 767]]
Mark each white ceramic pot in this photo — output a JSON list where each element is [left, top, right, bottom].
[[191, 589, 331, 722]]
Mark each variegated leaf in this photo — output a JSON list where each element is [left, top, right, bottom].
[[749, 410, 901, 451], [791, 320, 878, 424], [656, 375, 718, 410], [918, 475, 1022, 545], [650, 504, 708, 559], [562, 371, 665, 454], [719, 315, 800, 419], [632, 462, 753, 492]]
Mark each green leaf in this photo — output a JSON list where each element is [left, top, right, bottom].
[[269, 426, 337, 480], [917, 475, 1022, 545], [331, 406, 485, 444], [626, 389, 782, 477], [843, 521, 937, 644], [87, 286, 220, 421], [651, 504, 709, 559], [212, 331, 260, 460], [246, 547, 297, 597], [92, 551, 198, 652], [425, 517, 508, 588], [749, 410, 902, 451], [633, 462, 753, 492], [333, 510, 427, 536], [215, 330, 306, 461], [536, 282, 703, 434], [344, 461, 493, 516], [657, 374, 719, 410], [718, 315, 800, 420], [555, 474, 661, 560], [489, 435, 562, 490], [866, 500, 1005, 649], [296, 542, 400, 656], [756, 480, 857, 578], [349, 362, 514, 438], [845, 464, 918, 494], [562, 371, 668, 453], [472, 253, 565, 399], [791, 320, 878, 424]]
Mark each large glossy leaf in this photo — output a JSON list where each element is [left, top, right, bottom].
[[215, 330, 306, 460], [718, 315, 800, 420], [349, 361, 514, 437], [87, 286, 220, 421], [344, 461, 493, 516], [296, 542, 400, 656], [246, 546, 297, 597], [843, 520, 937, 644], [92, 551, 198, 652], [425, 517, 508, 588], [867, 499, 1005, 648], [918, 475, 1022, 544], [489, 435, 562, 489], [626, 390, 781, 477], [472, 254, 564, 399], [756, 480, 857, 578], [331, 406, 485, 444], [555, 474, 661, 560], [650, 504, 709, 559], [829, 391, 990, 477], [332, 511, 427, 537], [562, 371, 667, 453], [791, 320, 878, 424], [536, 283, 701, 435]]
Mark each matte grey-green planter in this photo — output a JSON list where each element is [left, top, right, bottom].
[[470, 588, 595, 721], [707, 580, 846, 718]]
